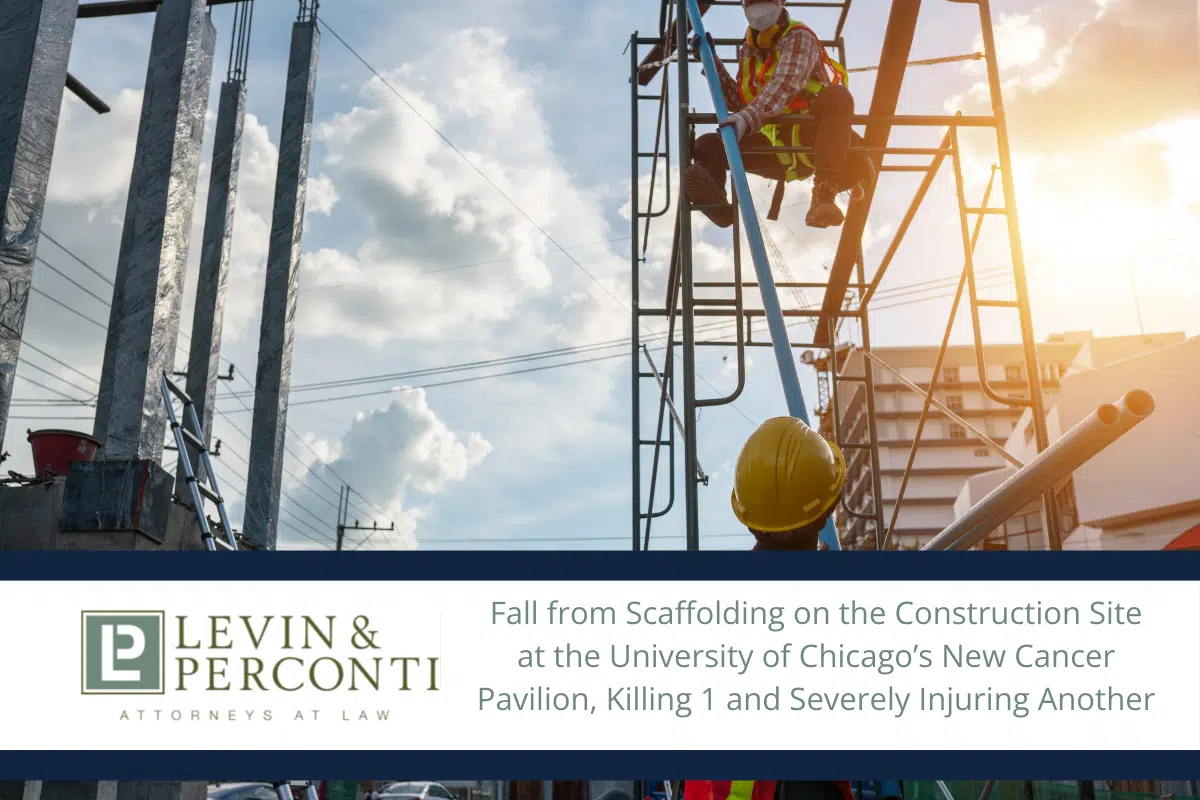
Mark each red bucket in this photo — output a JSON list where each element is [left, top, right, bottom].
[[27, 429, 102, 478]]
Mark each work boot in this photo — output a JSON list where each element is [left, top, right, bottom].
[[685, 163, 735, 228], [806, 181, 844, 228]]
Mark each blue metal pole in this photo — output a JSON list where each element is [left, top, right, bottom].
[[683, 0, 841, 551]]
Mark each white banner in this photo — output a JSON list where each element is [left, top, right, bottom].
[[0, 580, 1197, 750]]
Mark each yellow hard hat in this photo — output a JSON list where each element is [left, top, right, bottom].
[[731, 416, 846, 532]]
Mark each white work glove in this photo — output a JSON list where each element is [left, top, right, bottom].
[[719, 111, 751, 142]]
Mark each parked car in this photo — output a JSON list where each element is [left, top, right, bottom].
[[208, 784, 281, 800], [377, 783, 456, 800]]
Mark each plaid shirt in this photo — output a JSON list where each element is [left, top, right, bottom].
[[713, 22, 826, 133]]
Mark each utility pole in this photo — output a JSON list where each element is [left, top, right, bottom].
[[335, 485, 395, 550]]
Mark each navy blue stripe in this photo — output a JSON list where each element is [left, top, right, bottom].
[[0, 551, 1196, 581], [1, 750, 1196, 778]]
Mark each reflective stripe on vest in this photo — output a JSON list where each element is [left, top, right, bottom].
[[737, 20, 849, 181]]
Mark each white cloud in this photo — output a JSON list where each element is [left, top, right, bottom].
[[280, 388, 491, 550]]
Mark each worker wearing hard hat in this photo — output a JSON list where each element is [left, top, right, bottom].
[[730, 416, 846, 550], [685, 0, 875, 230]]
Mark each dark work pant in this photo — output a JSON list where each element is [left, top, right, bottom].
[[693, 83, 870, 192]]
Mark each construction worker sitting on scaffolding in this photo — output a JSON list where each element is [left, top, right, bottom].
[[685, 0, 875, 230], [730, 416, 846, 551]]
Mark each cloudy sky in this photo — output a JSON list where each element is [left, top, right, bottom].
[[6, 0, 1197, 550]]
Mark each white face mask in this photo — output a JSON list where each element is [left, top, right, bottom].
[[745, 1, 783, 30]]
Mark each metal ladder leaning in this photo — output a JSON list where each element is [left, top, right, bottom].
[[160, 372, 238, 551], [273, 782, 320, 800]]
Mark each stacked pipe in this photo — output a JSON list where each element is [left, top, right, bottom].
[[923, 389, 1155, 551]]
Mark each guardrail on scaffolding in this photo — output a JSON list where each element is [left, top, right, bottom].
[[683, 0, 841, 551]]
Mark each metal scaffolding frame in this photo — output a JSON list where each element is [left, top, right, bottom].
[[629, 0, 1106, 551]]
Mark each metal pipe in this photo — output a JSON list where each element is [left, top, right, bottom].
[[690, 113, 995, 127], [851, 346, 1023, 468], [629, 33, 642, 551], [697, 188, 746, 408], [644, 345, 707, 483], [857, 253, 888, 548], [686, 0, 807, 420], [677, 0, 701, 551], [642, 214, 683, 547], [922, 389, 1155, 551]]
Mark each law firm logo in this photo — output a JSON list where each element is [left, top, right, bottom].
[[81, 611, 165, 694]]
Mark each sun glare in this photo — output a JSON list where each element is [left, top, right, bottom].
[[1009, 118, 1200, 304]]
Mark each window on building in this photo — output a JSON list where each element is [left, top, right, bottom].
[[949, 423, 966, 440], [1005, 363, 1024, 382], [1056, 478, 1080, 536], [946, 394, 964, 412], [943, 366, 960, 384], [974, 448, 990, 457]]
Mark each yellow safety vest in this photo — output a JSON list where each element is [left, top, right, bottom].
[[738, 19, 849, 181]]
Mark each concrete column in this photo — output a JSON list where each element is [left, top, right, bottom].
[[92, 0, 215, 461], [243, 17, 320, 549], [176, 77, 247, 490], [0, 0, 78, 447]]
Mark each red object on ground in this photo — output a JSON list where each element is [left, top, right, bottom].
[[1164, 524, 1200, 551], [26, 429, 102, 477]]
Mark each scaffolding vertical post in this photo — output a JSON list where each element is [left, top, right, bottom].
[[0, 0, 78, 448], [857, 252, 887, 549], [630, 32, 643, 552], [976, 0, 1061, 550], [93, 0, 216, 461], [178, 3, 253, 491], [675, 1, 701, 551]]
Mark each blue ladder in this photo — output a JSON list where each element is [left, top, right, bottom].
[[684, 0, 841, 550]]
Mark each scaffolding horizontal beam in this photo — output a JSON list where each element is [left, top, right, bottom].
[[65, 72, 109, 114], [689, 112, 996, 127], [77, 0, 239, 17], [696, 280, 871, 290], [642, 307, 863, 318]]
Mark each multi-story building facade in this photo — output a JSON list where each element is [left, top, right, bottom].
[[818, 331, 1185, 550]]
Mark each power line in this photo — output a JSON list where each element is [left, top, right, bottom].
[[39, 230, 114, 287], [35, 256, 113, 307], [218, 316, 757, 401], [212, 435, 339, 545], [223, 350, 629, 410], [222, 370, 388, 528], [14, 359, 97, 401], [29, 287, 106, 330], [13, 373, 92, 404], [298, 235, 633, 294], [315, 15, 628, 312], [19, 342, 100, 386]]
